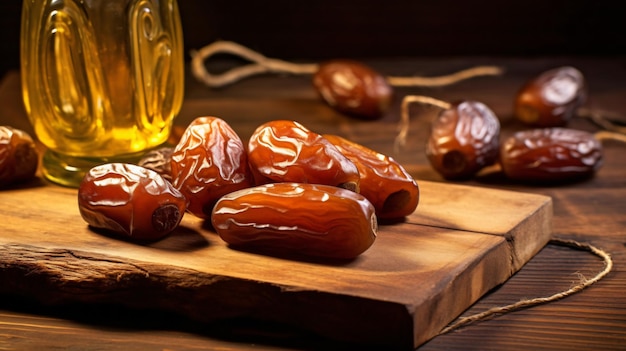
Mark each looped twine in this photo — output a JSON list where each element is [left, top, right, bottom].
[[190, 40, 319, 88], [438, 237, 613, 335], [190, 40, 504, 89]]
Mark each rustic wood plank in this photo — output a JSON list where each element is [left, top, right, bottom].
[[0, 179, 551, 349], [408, 181, 553, 272]]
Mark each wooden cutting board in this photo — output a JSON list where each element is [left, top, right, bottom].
[[0, 179, 552, 350]]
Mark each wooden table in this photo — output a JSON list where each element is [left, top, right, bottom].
[[1, 56, 625, 350]]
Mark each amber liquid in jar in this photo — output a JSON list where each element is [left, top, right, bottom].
[[20, 0, 184, 187]]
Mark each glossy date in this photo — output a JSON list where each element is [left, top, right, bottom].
[[515, 66, 587, 127], [212, 182, 377, 259], [426, 100, 501, 180], [323, 134, 419, 219], [78, 163, 187, 240], [313, 60, 393, 120], [171, 116, 253, 218], [0, 126, 38, 186], [500, 128, 602, 182], [247, 120, 360, 191]]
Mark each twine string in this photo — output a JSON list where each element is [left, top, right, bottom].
[[393, 95, 451, 152], [578, 107, 626, 135], [578, 107, 626, 144], [594, 130, 626, 143], [387, 66, 504, 87], [393, 101, 626, 154], [576, 107, 626, 142], [190, 40, 504, 89], [438, 237, 613, 336], [190, 40, 319, 88]]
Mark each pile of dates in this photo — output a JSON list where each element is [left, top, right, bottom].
[[78, 118, 420, 260], [425, 66, 603, 183]]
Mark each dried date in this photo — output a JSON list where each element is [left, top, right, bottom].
[[426, 100, 501, 180], [324, 134, 419, 219], [515, 66, 587, 127], [313, 60, 393, 120], [500, 128, 602, 182], [78, 163, 187, 240], [170, 116, 253, 219], [247, 120, 360, 191], [211, 182, 378, 259], [0, 126, 38, 186], [138, 147, 174, 181]]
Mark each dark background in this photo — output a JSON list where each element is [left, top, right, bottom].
[[2, 0, 625, 77]]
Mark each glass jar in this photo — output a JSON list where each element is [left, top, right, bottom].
[[20, 0, 185, 187]]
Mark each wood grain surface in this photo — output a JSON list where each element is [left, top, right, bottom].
[[1, 55, 625, 350], [0, 173, 551, 349]]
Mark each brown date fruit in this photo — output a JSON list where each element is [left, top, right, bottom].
[[500, 128, 602, 182], [313, 60, 393, 120], [247, 120, 360, 192], [171, 116, 253, 219], [426, 100, 501, 180], [0, 126, 38, 186], [323, 134, 419, 219], [138, 147, 174, 181], [515, 66, 586, 127], [212, 182, 377, 260], [78, 163, 187, 241]]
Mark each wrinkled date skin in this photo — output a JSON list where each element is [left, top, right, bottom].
[[0, 126, 38, 186], [138, 147, 174, 181], [248, 120, 360, 192], [500, 128, 602, 182], [324, 134, 419, 219], [78, 163, 187, 241], [313, 60, 393, 120], [515, 66, 587, 127], [212, 183, 378, 260], [171, 116, 253, 218], [426, 100, 501, 180]]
